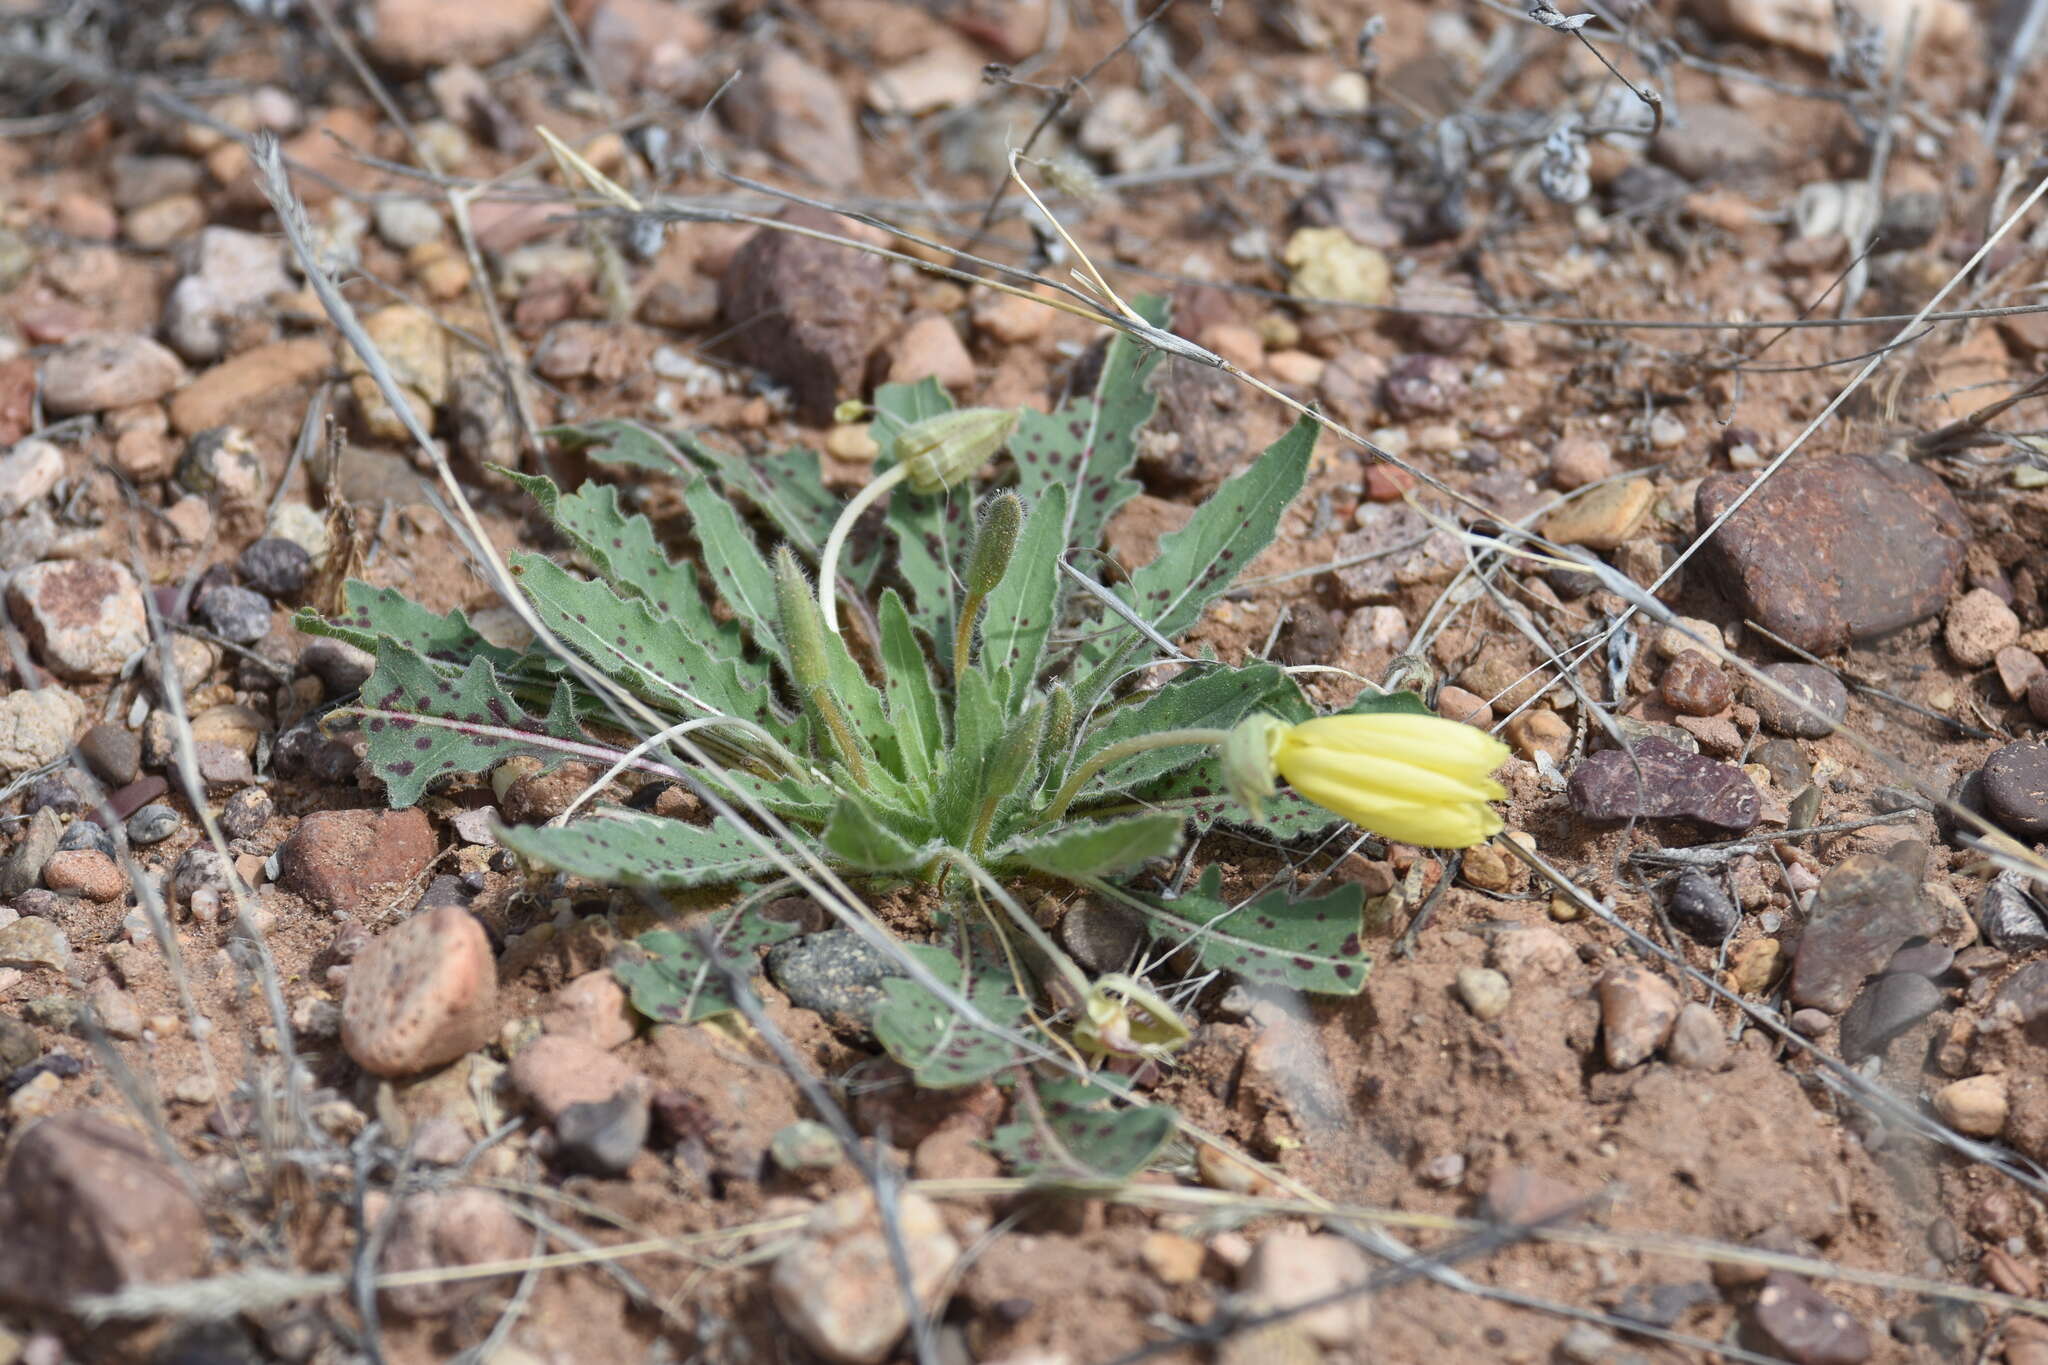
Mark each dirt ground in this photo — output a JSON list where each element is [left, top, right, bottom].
[[3, 0, 2048, 1362]]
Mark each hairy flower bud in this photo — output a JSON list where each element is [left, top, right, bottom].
[[895, 407, 1020, 494], [772, 545, 830, 692], [965, 491, 1023, 598]]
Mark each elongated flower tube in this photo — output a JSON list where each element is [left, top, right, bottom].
[[1222, 712, 1510, 848]]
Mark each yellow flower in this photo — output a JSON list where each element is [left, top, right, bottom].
[[1223, 711, 1510, 848]]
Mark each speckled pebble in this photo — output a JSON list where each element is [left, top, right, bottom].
[[193, 583, 272, 643], [1747, 662, 1848, 738], [125, 803, 181, 846], [236, 537, 313, 598]]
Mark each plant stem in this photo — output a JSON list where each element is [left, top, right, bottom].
[[807, 687, 870, 787], [819, 461, 910, 635], [1036, 728, 1231, 826], [951, 591, 985, 689], [937, 850, 1094, 1009]]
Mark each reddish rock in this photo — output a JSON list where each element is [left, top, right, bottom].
[[41, 849, 125, 902], [1659, 650, 1732, 716], [722, 45, 864, 189], [720, 205, 889, 421], [275, 807, 436, 916], [541, 970, 638, 1050], [342, 904, 499, 1077], [361, 0, 549, 69], [376, 1188, 529, 1317], [1566, 738, 1760, 831], [1693, 455, 1968, 654], [0, 1113, 206, 1307], [0, 355, 34, 445], [509, 1034, 644, 1120]]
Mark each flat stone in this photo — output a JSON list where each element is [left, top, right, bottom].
[[1238, 1232, 1374, 1348], [765, 928, 904, 1031], [6, 558, 149, 679], [1, 807, 63, 899], [163, 226, 292, 362], [361, 0, 549, 68], [77, 722, 140, 787], [1667, 1001, 1729, 1071], [1837, 972, 1943, 1062], [0, 916, 69, 971], [1977, 874, 2048, 953], [39, 334, 184, 414], [0, 688, 84, 778], [1567, 737, 1760, 831], [1694, 455, 1968, 654], [1932, 1075, 2008, 1138], [41, 849, 124, 902], [1981, 740, 2048, 839], [0, 1114, 206, 1308], [341, 904, 499, 1077], [276, 807, 437, 917], [1787, 842, 1932, 1013], [1750, 1271, 1871, 1365], [169, 338, 332, 435], [0, 438, 64, 518], [1544, 477, 1656, 551], [1748, 663, 1848, 738]]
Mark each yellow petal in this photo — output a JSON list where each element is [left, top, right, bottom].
[[1282, 762, 1504, 846], [1288, 713, 1510, 777], [1276, 744, 1504, 809]]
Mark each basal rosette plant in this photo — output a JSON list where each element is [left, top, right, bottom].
[[299, 299, 1506, 1177]]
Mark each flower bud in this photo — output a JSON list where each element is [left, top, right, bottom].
[[984, 699, 1047, 798], [832, 399, 869, 424], [1074, 973, 1189, 1060], [1043, 683, 1075, 760], [895, 407, 1020, 495], [965, 491, 1023, 598], [1220, 714, 1289, 821], [772, 545, 830, 692]]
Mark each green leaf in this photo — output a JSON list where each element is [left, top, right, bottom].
[[989, 1077, 1175, 1181], [300, 580, 524, 670], [872, 943, 1031, 1088], [873, 377, 954, 430], [503, 469, 744, 658], [496, 810, 795, 888], [353, 642, 589, 807], [978, 483, 1066, 711], [994, 812, 1183, 878], [878, 589, 944, 784], [554, 418, 879, 586], [612, 894, 804, 1023], [1012, 295, 1167, 552], [820, 797, 935, 873], [1342, 688, 1435, 719], [683, 475, 787, 666], [1095, 867, 1370, 995], [509, 553, 783, 730], [1105, 412, 1317, 651], [1071, 662, 1290, 800], [932, 668, 1004, 846]]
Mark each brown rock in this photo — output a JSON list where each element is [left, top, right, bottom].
[[1660, 650, 1731, 716], [39, 333, 185, 415], [342, 904, 499, 1077], [169, 338, 332, 435], [0, 1113, 206, 1308], [1544, 477, 1655, 550], [41, 849, 125, 903], [276, 807, 436, 916], [376, 1187, 530, 1317], [887, 313, 975, 390], [362, 0, 550, 69], [540, 971, 638, 1050], [769, 1189, 961, 1365], [1787, 841, 1931, 1013], [723, 46, 865, 189], [1693, 455, 1968, 654], [1238, 1232, 1374, 1347], [509, 1034, 644, 1120], [720, 205, 889, 421], [1598, 964, 1681, 1068], [1946, 587, 2021, 668]]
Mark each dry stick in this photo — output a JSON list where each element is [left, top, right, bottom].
[[1839, 8, 1916, 316], [247, 141, 1072, 1087]]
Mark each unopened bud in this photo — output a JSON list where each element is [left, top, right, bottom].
[[1043, 683, 1075, 760], [772, 545, 830, 691], [965, 491, 1023, 597], [895, 407, 1020, 494], [833, 399, 869, 424]]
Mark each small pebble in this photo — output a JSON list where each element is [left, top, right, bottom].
[[194, 583, 273, 643], [1665, 870, 1739, 944], [1790, 1008, 1833, 1037], [770, 1119, 844, 1172], [237, 537, 313, 598], [1980, 740, 2048, 839], [1666, 1002, 1728, 1070], [1945, 587, 2020, 668], [219, 786, 273, 839], [126, 803, 181, 846], [1659, 650, 1731, 716], [1647, 411, 1687, 449], [1747, 663, 1848, 738], [1931, 1074, 2007, 1138], [1456, 966, 1512, 1021], [1598, 964, 1680, 1068]]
